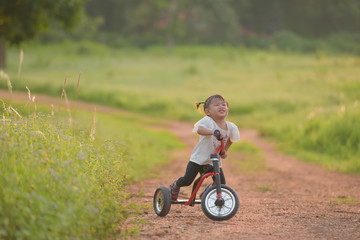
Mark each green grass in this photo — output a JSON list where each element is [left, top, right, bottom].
[[279, 102, 360, 174], [81, 110, 184, 181], [230, 141, 267, 174], [329, 196, 358, 206], [0, 102, 125, 239], [255, 185, 274, 192], [2, 41, 360, 174], [0, 97, 182, 239]]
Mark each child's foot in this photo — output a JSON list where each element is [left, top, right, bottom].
[[170, 180, 180, 201], [200, 184, 213, 198]]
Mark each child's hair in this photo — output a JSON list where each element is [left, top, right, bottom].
[[195, 94, 229, 113]]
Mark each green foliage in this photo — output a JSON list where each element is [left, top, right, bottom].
[[241, 31, 360, 55], [271, 31, 316, 52], [231, 141, 262, 153], [321, 32, 360, 55], [230, 141, 267, 174], [232, 0, 360, 38], [183, 0, 239, 44], [36, 16, 103, 44], [284, 103, 360, 174], [0, 104, 129, 239], [0, 0, 87, 45], [89, 111, 184, 181], [85, 0, 239, 46], [82, 0, 360, 47], [3, 0, 358, 52], [0, 97, 183, 239]]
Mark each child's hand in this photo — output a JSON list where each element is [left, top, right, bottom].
[[220, 151, 227, 159]]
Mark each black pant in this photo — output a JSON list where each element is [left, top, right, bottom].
[[176, 161, 226, 187]]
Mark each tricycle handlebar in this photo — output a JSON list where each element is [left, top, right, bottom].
[[213, 130, 225, 155], [213, 130, 222, 141]]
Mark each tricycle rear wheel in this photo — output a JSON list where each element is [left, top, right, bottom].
[[153, 186, 171, 217]]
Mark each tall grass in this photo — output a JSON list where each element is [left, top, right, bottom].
[[85, 110, 185, 181], [283, 102, 360, 174], [0, 101, 130, 239], [0, 61, 183, 239], [0, 97, 183, 239]]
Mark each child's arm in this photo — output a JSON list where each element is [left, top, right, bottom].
[[220, 139, 232, 159], [197, 126, 225, 139], [224, 139, 233, 152], [197, 126, 214, 136]]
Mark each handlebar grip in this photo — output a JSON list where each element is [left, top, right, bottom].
[[213, 130, 222, 141]]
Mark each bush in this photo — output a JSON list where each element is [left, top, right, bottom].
[[272, 31, 316, 52], [324, 32, 360, 55], [237, 31, 360, 55], [0, 102, 133, 239]]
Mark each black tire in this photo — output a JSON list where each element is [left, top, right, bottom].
[[201, 185, 239, 221], [153, 186, 171, 217]]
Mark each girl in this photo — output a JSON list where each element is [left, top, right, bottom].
[[170, 94, 240, 201]]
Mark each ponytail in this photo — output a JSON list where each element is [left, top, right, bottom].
[[194, 101, 205, 113]]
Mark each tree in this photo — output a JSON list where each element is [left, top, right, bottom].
[[230, 0, 360, 38], [281, 0, 360, 38], [86, 0, 240, 46], [0, 0, 87, 69], [183, 0, 239, 44]]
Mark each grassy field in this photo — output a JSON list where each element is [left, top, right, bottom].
[[0, 97, 183, 239], [2, 41, 360, 175]]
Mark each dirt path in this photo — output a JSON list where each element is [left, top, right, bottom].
[[1, 90, 360, 239], [129, 124, 360, 240]]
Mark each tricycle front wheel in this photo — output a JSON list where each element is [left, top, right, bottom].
[[201, 185, 239, 221], [153, 186, 171, 217]]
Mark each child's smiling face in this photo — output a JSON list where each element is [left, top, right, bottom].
[[205, 98, 229, 119]]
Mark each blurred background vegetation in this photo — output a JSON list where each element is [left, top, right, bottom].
[[1, 0, 359, 174], [1, 0, 360, 68]]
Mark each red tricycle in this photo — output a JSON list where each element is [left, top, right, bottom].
[[153, 130, 239, 221]]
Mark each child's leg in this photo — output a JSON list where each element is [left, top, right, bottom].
[[176, 161, 202, 187], [170, 162, 201, 201]]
